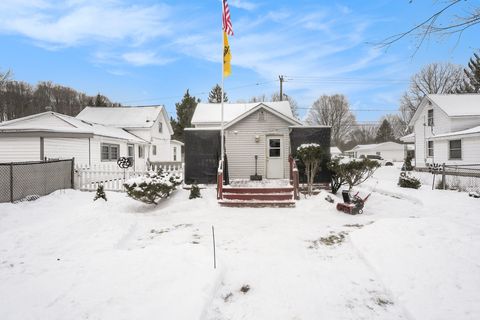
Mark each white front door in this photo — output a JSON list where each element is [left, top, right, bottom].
[[266, 136, 284, 179]]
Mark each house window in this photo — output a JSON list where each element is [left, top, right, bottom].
[[138, 145, 144, 158], [101, 143, 120, 161], [449, 140, 462, 159], [269, 138, 281, 157], [173, 147, 177, 161], [376, 152, 381, 156], [427, 109, 434, 126], [152, 145, 157, 156], [427, 140, 434, 157], [159, 122, 163, 133]]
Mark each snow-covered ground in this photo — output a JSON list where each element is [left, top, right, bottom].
[[1, 167, 479, 320]]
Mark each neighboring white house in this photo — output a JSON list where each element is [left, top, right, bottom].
[[170, 139, 184, 162], [345, 142, 405, 162], [76, 106, 176, 163], [189, 101, 306, 180], [408, 94, 480, 167], [0, 111, 149, 170], [330, 146, 342, 157]]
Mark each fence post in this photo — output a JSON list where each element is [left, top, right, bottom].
[[71, 158, 75, 189], [10, 163, 14, 203], [442, 163, 446, 190]]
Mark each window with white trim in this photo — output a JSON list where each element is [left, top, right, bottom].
[[152, 145, 157, 156], [173, 147, 177, 161], [449, 140, 461, 159], [159, 122, 163, 133], [138, 145, 144, 158], [427, 109, 434, 126], [101, 143, 120, 161], [427, 140, 434, 157]]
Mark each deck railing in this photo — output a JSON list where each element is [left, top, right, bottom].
[[217, 160, 224, 200]]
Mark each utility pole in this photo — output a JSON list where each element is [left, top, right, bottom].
[[279, 75, 284, 101]]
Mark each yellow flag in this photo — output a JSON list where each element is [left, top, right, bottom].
[[223, 31, 231, 77]]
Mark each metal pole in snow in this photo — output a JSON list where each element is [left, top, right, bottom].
[[212, 225, 217, 269]]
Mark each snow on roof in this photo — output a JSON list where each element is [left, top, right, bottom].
[[428, 94, 480, 117], [76, 106, 164, 128], [330, 147, 341, 154], [400, 133, 415, 143], [345, 142, 403, 153], [0, 112, 148, 143], [191, 101, 294, 125], [430, 125, 480, 140]]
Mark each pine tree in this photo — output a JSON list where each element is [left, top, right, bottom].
[[457, 52, 480, 93], [170, 90, 199, 142], [94, 185, 107, 201], [94, 94, 109, 107], [208, 84, 228, 103], [375, 119, 395, 143]]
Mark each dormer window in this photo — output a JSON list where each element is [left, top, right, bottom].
[[427, 109, 434, 126], [159, 122, 163, 133]]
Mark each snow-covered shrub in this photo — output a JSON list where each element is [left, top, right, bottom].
[[124, 170, 182, 205], [296, 143, 325, 195], [398, 172, 421, 189], [189, 184, 201, 199], [328, 158, 380, 193]]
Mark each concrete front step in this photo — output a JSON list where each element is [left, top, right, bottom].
[[219, 200, 296, 208], [222, 187, 294, 194], [223, 193, 293, 201]]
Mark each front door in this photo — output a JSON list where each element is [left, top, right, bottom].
[[266, 136, 284, 178]]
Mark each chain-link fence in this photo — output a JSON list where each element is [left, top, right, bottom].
[[0, 159, 74, 203]]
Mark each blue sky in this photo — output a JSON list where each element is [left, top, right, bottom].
[[0, 0, 477, 122]]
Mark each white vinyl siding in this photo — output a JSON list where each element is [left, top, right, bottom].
[[44, 138, 90, 165], [225, 109, 291, 179], [0, 137, 40, 162], [433, 137, 480, 165]]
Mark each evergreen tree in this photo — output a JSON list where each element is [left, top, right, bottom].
[[375, 119, 395, 143], [208, 84, 228, 103], [94, 185, 107, 201], [457, 52, 480, 93], [94, 94, 109, 107], [170, 90, 199, 142], [189, 184, 201, 199]]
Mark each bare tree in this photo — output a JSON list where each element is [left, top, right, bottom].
[[271, 92, 299, 119], [400, 62, 465, 123], [378, 0, 480, 52], [343, 124, 378, 150], [306, 94, 356, 147], [381, 113, 408, 139]]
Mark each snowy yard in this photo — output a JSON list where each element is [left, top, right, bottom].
[[1, 167, 480, 320]]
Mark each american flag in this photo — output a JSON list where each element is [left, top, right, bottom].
[[222, 0, 234, 36]]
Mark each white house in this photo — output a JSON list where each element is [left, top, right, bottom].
[[170, 139, 184, 162], [0, 111, 149, 170], [330, 146, 342, 157], [76, 106, 176, 163], [345, 142, 405, 162], [409, 94, 480, 167]]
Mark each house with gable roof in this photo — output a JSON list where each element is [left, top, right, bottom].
[[184, 101, 331, 185], [408, 94, 480, 167]]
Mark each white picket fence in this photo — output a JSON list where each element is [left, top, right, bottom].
[[75, 163, 184, 192]]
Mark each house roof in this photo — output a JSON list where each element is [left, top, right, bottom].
[[400, 132, 415, 143], [345, 141, 403, 153], [409, 94, 480, 126], [191, 101, 297, 125], [224, 103, 303, 129], [430, 125, 480, 140], [171, 139, 184, 146], [330, 147, 341, 154], [0, 112, 148, 143], [76, 106, 173, 133]]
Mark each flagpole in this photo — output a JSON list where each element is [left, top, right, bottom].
[[220, 11, 225, 165]]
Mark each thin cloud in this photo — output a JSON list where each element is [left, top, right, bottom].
[[122, 51, 175, 66], [229, 0, 258, 11]]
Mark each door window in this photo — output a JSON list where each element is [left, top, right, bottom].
[[269, 138, 281, 157]]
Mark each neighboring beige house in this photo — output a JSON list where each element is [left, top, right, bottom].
[[76, 106, 177, 163], [345, 142, 405, 162], [0, 111, 149, 170], [408, 94, 480, 167]]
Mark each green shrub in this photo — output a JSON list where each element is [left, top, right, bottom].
[[124, 170, 182, 205], [189, 184, 201, 199], [328, 158, 380, 194], [398, 173, 421, 189]]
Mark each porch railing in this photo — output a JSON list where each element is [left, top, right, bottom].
[[289, 156, 300, 200], [217, 160, 224, 200]]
